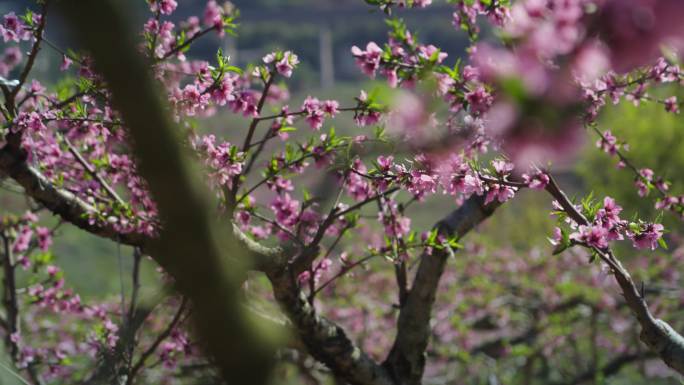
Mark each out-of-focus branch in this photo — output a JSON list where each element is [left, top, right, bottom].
[[384, 195, 501, 385], [58, 1, 279, 384]]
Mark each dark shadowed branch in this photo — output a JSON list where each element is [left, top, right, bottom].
[[384, 195, 501, 385]]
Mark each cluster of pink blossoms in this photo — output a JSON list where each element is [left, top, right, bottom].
[[350, 23, 448, 89], [553, 197, 664, 251], [302, 96, 339, 130], [452, 0, 510, 37], [3, 0, 684, 382], [596, 129, 684, 217], [263, 51, 299, 78], [193, 135, 244, 190], [1, 12, 33, 43], [149, 0, 178, 15]]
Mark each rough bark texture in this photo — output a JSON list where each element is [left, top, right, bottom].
[[268, 269, 396, 385], [384, 195, 501, 385], [0, 145, 147, 248]]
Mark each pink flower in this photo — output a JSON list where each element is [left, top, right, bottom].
[[549, 227, 563, 246], [379, 200, 412, 239], [235, 210, 250, 227], [462, 65, 480, 82], [36, 227, 52, 252], [103, 319, 119, 348], [464, 86, 493, 115], [408, 171, 437, 198], [302, 96, 320, 114], [270, 193, 300, 227], [523, 172, 549, 190], [211, 76, 236, 105], [665, 96, 679, 114], [297, 270, 311, 285], [596, 130, 619, 155], [351, 42, 383, 78], [264, 51, 299, 78], [492, 159, 514, 176], [14, 111, 46, 133], [388, 94, 438, 144], [299, 258, 333, 285], [383, 67, 399, 88], [150, 0, 177, 15], [267, 176, 294, 192], [377, 155, 394, 172], [655, 178, 670, 193], [628, 223, 664, 250], [635, 180, 649, 197], [204, 0, 225, 32], [3, 46, 22, 67], [304, 111, 324, 130], [639, 168, 654, 182], [276, 51, 299, 78], [384, 215, 411, 239], [462, 173, 484, 196], [1, 12, 29, 43], [60, 55, 73, 71], [301, 96, 330, 130], [346, 160, 371, 201], [13, 226, 32, 253], [573, 225, 609, 249], [418, 44, 448, 63], [22, 211, 38, 223], [655, 196, 679, 210], [485, 183, 516, 204], [596, 197, 623, 228], [159, 0, 178, 15], [179, 84, 209, 116], [412, 0, 432, 7], [355, 109, 381, 127], [46, 265, 59, 277], [322, 100, 339, 117]]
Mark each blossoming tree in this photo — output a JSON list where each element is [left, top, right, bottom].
[[2, 0, 684, 384]]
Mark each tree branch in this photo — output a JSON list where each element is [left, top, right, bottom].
[[384, 195, 501, 385], [268, 268, 395, 385], [544, 175, 684, 376], [0, 146, 147, 249]]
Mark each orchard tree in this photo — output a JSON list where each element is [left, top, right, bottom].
[[1, 0, 684, 384]]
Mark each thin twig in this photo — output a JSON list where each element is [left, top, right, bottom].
[[127, 297, 188, 384], [8, 2, 49, 105], [158, 27, 216, 61], [63, 136, 126, 206]]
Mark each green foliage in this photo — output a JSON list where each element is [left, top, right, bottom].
[[577, 87, 684, 233]]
